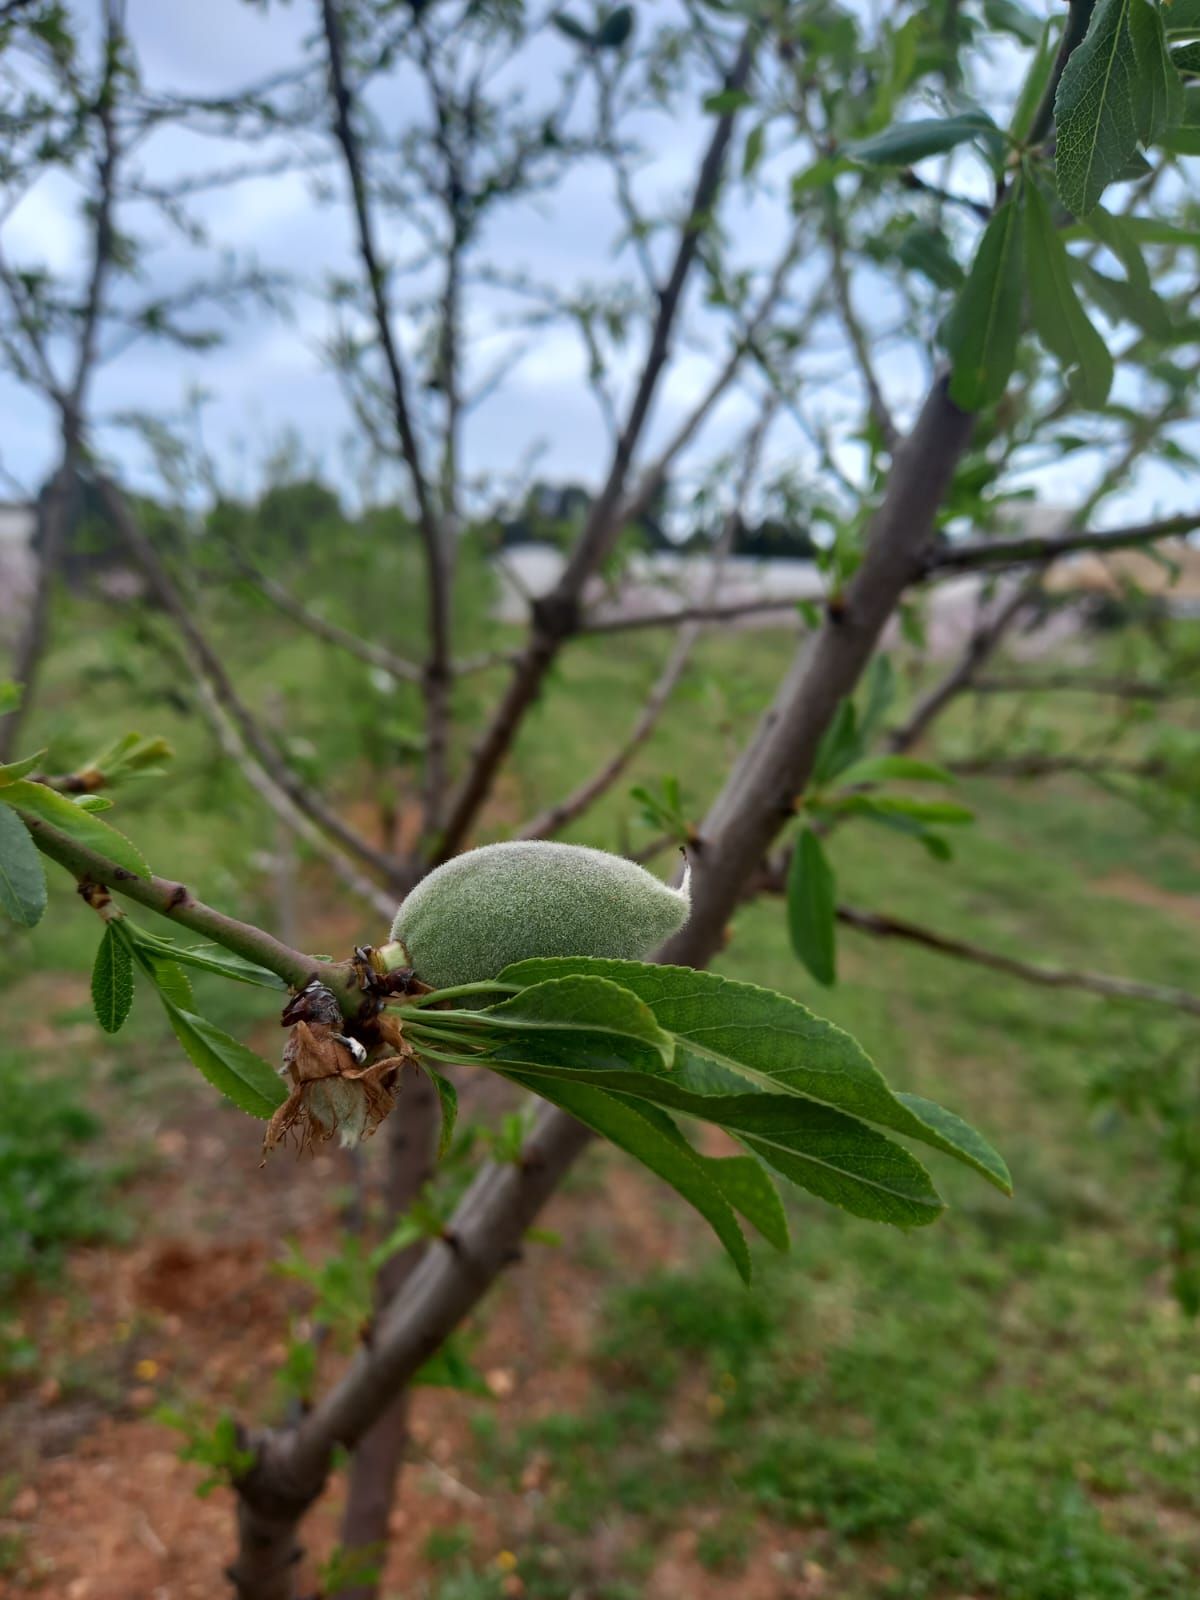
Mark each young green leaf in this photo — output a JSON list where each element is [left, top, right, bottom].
[[811, 698, 862, 788], [1024, 180, 1114, 408], [695, 1151, 789, 1251], [1054, 0, 1142, 215], [945, 189, 1026, 409], [467, 974, 676, 1073], [787, 827, 837, 987], [495, 1070, 752, 1281], [162, 1003, 287, 1120], [1129, 0, 1185, 139], [425, 1064, 458, 1160], [497, 958, 1012, 1196], [91, 923, 134, 1034], [0, 749, 47, 786], [832, 794, 974, 825], [0, 779, 149, 877], [0, 804, 47, 928], [123, 926, 287, 990], [833, 754, 955, 789], [1011, 18, 1058, 141], [847, 110, 997, 165]]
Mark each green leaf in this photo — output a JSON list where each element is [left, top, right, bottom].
[[697, 1152, 789, 1250], [0, 749, 47, 786], [1171, 39, 1200, 68], [0, 779, 149, 877], [703, 88, 754, 114], [132, 945, 194, 1009], [1130, 0, 1185, 138], [834, 754, 955, 789], [470, 975, 676, 1074], [1163, 0, 1200, 34], [0, 681, 20, 716], [1054, 0, 1142, 216], [896, 226, 964, 291], [91, 923, 133, 1034], [811, 699, 862, 788], [425, 1065, 458, 1160], [1011, 18, 1059, 141], [74, 795, 113, 812], [833, 794, 974, 825], [787, 827, 837, 987], [509, 1075, 753, 1279], [742, 121, 766, 178], [0, 804, 47, 927], [497, 959, 1012, 1197], [857, 654, 897, 746], [1024, 180, 1114, 407], [551, 11, 594, 44], [161, 1003, 287, 1120], [847, 111, 997, 165], [945, 189, 1026, 409], [595, 5, 634, 49], [123, 926, 287, 990]]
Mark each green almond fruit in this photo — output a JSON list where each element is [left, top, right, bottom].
[[391, 841, 690, 989]]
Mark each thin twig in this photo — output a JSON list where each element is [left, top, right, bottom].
[[924, 510, 1200, 574]]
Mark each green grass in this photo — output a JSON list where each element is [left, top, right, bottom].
[[1, 554, 1199, 1593]]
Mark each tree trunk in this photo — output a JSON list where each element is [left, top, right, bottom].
[[334, 1074, 439, 1600]]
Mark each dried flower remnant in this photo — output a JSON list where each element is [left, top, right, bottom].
[[263, 981, 414, 1157]]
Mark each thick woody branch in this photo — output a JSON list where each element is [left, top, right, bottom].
[[924, 510, 1200, 574], [21, 812, 356, 1005], [68, 3, 121, 418], [433, 27, 758, 862], [837, 901, 1200, 1017], [95, 475, 407, 892]]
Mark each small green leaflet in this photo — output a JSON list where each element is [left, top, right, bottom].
[[1011, 18, 1058, 141], [124, 927, 287, 990], [945, 188, 1026, 410], [0, 749, 47, 786], [0, 778, 149, 877], [834, 754, 955, 789], [91, 923, 134, 1034], [787, 827, 837, 987], [162, 1002, 286, 1120], [846, 111, 997, 165], [1024, 180, 1114, 408], [811, 699, 863, 788], [460, 975, 675, 1074], [0, 804, 47, 927], [425, 1065, 458, 1159]]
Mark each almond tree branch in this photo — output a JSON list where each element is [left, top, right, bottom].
[[229, 553, 424, 685], [20, 811, 357, 1004], [836, 900, 1200, 1016], [946, 752, 1166, 780], [319, 0, 452, 830], [970, 672, 1190, 701], [924, 510, 1200, 574], [826, 195, 898, 452], [95, 474, 408, 892], [433, 27, 758, 863], [67, 0, 122, 420], [576, 594, 809, 636]]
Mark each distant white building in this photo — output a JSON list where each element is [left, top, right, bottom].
[[0, 502, 37, 629]]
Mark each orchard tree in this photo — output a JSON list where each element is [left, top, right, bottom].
[[1, 1, 1199, 1597]]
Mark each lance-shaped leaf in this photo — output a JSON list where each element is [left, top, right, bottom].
[[91, 923, 133, 1034], [498, 958, 1011, 1196], [1, 778, 149, 877], [1055, 0, 1141, 215], [1129, 0, 1184, 139], [425, 1065, 458, 1159], [945, 189, 1026, 409], [447, 974, 676, 1075], [1024, 180, 1114, 408], [847, 110, 998, 165], [834, 754, 956, 788], [787, 827, 837, 987], [497, 1069, 753, 1281], [696, 1150, 790, 1251], [0, 804, 47, 928], [123, 926, 287, 990], [161, 1002, 287, 1120], [0, 749, 47, 787]]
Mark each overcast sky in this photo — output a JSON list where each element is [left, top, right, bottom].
[[0, 0, 1195, 532]]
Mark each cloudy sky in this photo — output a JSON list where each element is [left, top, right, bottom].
[[0, 0, 1194, 531]]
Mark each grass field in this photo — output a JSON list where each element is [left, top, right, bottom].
[[1, 573, 1198, 1598]]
